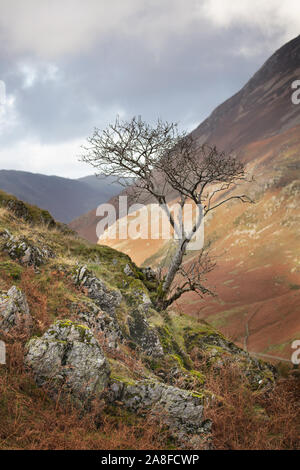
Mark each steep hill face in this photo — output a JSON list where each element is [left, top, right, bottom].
[[78, 174, 131, 200], [3, 192, 297, 450], [192, 34, 300, 152], [0, 170, 124, 223], [71, 35, 300, 242], [69, 192, 126, 244], [82, 36, 300, 360]]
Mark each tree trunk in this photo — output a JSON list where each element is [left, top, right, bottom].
[[155, 210, 203, 310], [162, 239, 188, 297]]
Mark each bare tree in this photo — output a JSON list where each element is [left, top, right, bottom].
[[162, 250, 217, 309], [81, 116, 252, 310]]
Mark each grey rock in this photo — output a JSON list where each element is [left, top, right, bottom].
[[109, 379, 211, 448], [73, 266, 122, 316], [124, 263, 134, 277], [131, 289, 152, 307], [127, 307, 163, 358], [0, 285, 33, 332], [73, 300, 124, 349], [141, 267, 157, 282], [1, 232, 55, 267], [24, 319, 110, 403]]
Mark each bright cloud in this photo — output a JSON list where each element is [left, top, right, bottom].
[[0, 1, 299, 177], [0, 0, 299, 59], [0, 138, 89, 178]]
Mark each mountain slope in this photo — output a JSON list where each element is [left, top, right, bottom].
[[0, 170, 124, 223], [70, 35, 300, 242], [2, 191, 297, 450], [80, 36, 300, 360], [192, 34, 300, 152], [78, 174, 130, 199]]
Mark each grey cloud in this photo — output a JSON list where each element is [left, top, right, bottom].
[[1, 24, 277, 144], [0, 1, 299, 176]]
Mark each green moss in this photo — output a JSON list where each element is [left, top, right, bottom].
[[156, 282, 165, 300], [49, 320, 94, 344], [143, 357, 162, 371], [169, 354, 184, 368], [157, 325, 173, 353], [110, 375, 137, 387], [260, 367, 276, 383], [155, 324, 193, 371], [190, 390, 205, 400], [189, 369, 206, 385], [0, 261, 23, 280], [183, 323, 226, 354]]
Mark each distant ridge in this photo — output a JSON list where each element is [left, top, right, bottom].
[[69, 35, 300, 242], [68, 35, 300, 360], [0, 170, 124, 223]]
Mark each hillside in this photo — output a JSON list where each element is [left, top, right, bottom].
[[78, 36, 300, 361], [69, 192, 126, 244], [192, 34, 300, 152], [0, 192, 298, 450], [78, 174, 132, 196], [0, 170, 124, 223], [69, 35, 300, 242]]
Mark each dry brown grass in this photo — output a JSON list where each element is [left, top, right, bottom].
[[0, 373, 169, 450], [0, 264, 170, 450], [0, 256, 299, 450], [1, 324, 298, 450], [0, 328, 169, 450], [203, 361, 300, 450]]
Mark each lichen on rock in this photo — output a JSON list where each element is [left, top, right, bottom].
[[123, 263, 134, 277], [72, 299, 124, 349], [24, 319, 110, 404], [0, 285, 33, 332], [127, 306, 164, 358], [1, 230, 55, 267], [73, 266, 122, 316], [108, 378, 211, 448], [140, 267, 157, 282]]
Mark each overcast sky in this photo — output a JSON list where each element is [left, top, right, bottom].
[[0, 0, 299, 178]]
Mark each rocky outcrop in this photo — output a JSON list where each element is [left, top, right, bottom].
[[72, 300, 124, 349], [72, 268, 162, 355], [73, 266, 122, 316], [141, 267, 157, 282], [127, 307, 163, 358], [0, 286, 33, 333], [123, 263, 134, 277], [24, 320, 110, 403], [4, 198, 56, 227], [184, 324, 276, 389], [1, 230, 55, 267], [130, 289, 152, 307], [109, 379, 211, 448]]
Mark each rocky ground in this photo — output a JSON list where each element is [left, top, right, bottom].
[[0, 192, 298, 450]]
